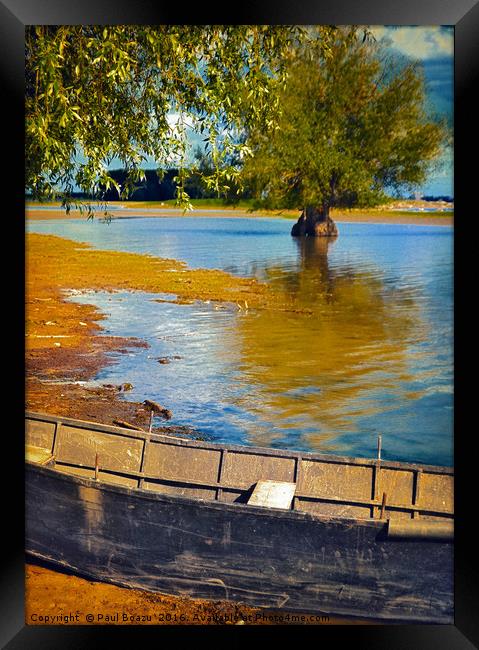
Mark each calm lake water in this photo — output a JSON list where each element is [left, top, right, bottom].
[[28, 216, 453, 466]]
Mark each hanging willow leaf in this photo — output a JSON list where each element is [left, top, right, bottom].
[[25, 25, 330, 215]]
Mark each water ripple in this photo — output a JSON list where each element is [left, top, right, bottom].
[[29, 216, 453, 465]]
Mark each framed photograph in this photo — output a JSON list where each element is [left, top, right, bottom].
[[1, 0, 476, 646]]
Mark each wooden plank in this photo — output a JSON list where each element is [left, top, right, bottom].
[[376, 468, 414, 508], [25, 412, 454, 519], [27, 412, 151, 443], [298, 459, 373, 503], [55, 464, 138, 487], [143, 482, 216, 499], [143, 440, 221, 486], [45, 458, 454, 519], [248, 481, 296, 510], [25, 445, 54, 465], [372, 462, 378, 501], [293, 491, 447, 516], [221, 451, 296, 488], [218, 488, 246, 504], [55, 426, 143, 473], [25, 412, 454, 477], [296, 499, 372, 519], [418, 472, 454, 514], [112, 419, 145, 431], [25, 418, 55, 450], [373, 467, 416, 519], [55, 465, 95, 480]]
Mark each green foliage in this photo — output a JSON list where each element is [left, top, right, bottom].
[[243, 27, 447, 213], [25, 25, 323, 212]]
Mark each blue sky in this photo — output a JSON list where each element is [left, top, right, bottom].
[[371, 26, 453, 197], [105, 26, 454, 199]]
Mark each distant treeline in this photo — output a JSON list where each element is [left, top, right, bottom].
[[102, 169, 186, 202], [421, 196, 454, 203], [25, 168, 241, 203], [100, 168, 246, 203], [24, 170, 453, 204]]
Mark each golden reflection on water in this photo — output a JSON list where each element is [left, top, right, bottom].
[[232, 237, 428, 452]]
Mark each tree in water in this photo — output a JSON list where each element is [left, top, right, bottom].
[[243, 27, 447, 237]]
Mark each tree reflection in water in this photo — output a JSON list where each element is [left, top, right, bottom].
[[232, 236, 427, 454]]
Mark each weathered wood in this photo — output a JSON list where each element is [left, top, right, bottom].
[[292, 455, 302, 510], [412, 469, 422, 519], [112, 419, 145, 432], [24, 411, 454, 622], [25, 411, 452, 471], [216, 448, 227, 502], [387, 519, 454, 541], [248, 481, 296, 509], [25, 463, 454, 622], [30, 456, 452, 518], [380, 492, 387, 519], [25, 411, 454, 520], [26, 418, 56, 450], [25, 445, 54, 466], [138, 433, 150, 490]]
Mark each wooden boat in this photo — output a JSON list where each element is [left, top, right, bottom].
[[25, 411, 454, 623]]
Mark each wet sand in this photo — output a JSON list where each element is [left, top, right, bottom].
[[26, 232, 365, 625]]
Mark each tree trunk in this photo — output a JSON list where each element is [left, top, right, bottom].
[[291, 205, 338, 238]]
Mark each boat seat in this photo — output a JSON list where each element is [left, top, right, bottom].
[[25, 444, 55, 466], [248, 480, 296, 510]]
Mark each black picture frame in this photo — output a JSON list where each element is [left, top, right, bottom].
[[2, 0, 476, 647]]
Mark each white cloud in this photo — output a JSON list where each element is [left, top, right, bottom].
[[166, 112, 194, 131], [371, 26, 453, 60]]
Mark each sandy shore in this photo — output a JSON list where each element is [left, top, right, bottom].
[[26, 561, 370, 626], [26, 204, 453, 226]]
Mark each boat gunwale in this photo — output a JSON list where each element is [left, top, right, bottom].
[[25, 410, 454, 476], [25, 460, 391, 530]]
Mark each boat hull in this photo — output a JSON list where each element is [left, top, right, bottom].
[[26, 463, 453, 622]]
